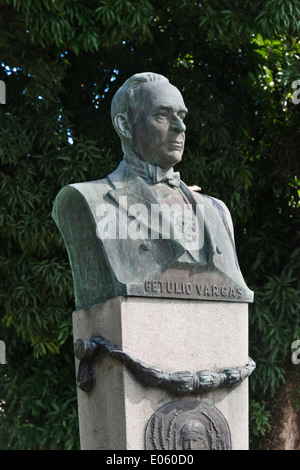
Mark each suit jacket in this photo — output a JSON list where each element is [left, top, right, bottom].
[[52, 160, 253, 309]]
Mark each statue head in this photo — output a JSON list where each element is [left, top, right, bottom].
[[180, 420, 210, 450], [111, 72, 188, 169]]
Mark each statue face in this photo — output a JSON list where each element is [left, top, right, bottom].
[[181, 430, 209, 450], [131, 81, 188, 169], [180, 420, 210, 450]]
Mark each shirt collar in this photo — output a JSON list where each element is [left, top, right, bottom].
[[123, 154, 180, 187]]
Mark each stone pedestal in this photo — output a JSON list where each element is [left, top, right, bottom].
[[73, 296, 249, 450]]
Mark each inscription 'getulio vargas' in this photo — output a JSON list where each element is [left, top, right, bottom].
[[144, 279, 243, 299]]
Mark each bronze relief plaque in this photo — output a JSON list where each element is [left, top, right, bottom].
[[145, 400, 231, 450]]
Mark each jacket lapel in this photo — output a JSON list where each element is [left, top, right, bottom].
[[107, 167, 186, 256], [179, 181, 215, 263]]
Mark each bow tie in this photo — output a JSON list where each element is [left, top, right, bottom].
[[152, 170, 181, 187], [122, 154, 181, 187]]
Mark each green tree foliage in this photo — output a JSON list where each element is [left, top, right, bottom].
[[0, 0, 299, 449]]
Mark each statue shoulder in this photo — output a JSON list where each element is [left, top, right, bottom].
[[52, 160, 127, 226], [189, 186, 232, 219], [70, 177, 112, 201], [52, 178, 112, 228]]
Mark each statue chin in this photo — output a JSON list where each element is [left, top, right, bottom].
[[129, 149, 182, 170]]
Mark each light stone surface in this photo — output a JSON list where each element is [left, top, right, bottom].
[[73, 296, 249, 450]]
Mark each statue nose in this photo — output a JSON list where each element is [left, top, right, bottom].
[[171, 117, 186, 133], [184, 439, 193, 450]]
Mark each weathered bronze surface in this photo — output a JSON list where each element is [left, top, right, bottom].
[[145, 400, 231, 450], [74, 335, 256, 394], [53, 72, 254, 308]]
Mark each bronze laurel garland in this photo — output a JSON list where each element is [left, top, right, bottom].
[[74, 335, 256, 394]]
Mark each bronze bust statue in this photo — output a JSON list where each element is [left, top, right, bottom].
[[53, 72, 253, 309]]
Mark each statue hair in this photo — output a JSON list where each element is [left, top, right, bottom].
[[111, 72, 169, 137]]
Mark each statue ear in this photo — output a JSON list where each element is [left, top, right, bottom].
[[115, 113, 132, 139]]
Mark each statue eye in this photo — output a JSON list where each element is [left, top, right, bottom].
[[155, 113, 168, 121]]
